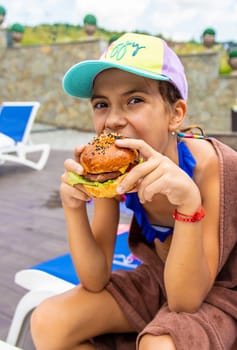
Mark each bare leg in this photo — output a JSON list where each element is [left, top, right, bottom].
[[31, 284, 134, 350], [139, 334, 176, 350]]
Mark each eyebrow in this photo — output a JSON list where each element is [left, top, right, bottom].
[[91, 89, 147, 102], [90, 94, 106, 102]]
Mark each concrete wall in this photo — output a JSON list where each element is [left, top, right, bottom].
[[1, 40, 237, 132], [181, 51, 237, 132]]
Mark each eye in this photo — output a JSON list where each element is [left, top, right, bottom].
[[128, 96, 144, 105], [92, 101, 108, 110]]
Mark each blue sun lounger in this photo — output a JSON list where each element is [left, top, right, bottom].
[[6, 227, 141, 348], [0, 102, 50, 170]]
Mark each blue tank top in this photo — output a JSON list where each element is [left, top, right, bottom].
[[125, 141, 196, 243]]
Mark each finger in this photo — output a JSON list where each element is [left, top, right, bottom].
[[126, 186, 138, 193], [61, 171, 68, 183], [115, 138, 161, 160], [61, 182, 91, 203], [74, 183, 92, 199], [137, 157, 171, 191], [64, 158, 84, 174], [138, 178, 165, 203], [137, 157, 178, 203], [62, 170, 92, 200], [117, 157, 161, 194], [61, 171, 82, 186], [137, 167, 166, 202], [74, 144, 86, 161], [134, 164, 163, 203]]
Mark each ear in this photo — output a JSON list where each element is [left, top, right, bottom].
[[168, 99, 187, 132]]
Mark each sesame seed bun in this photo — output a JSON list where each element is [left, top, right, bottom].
[[80, 132, 138, 174], [68, 132, 139, 198]]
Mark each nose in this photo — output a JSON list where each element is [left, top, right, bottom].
[[105, 110, 127, 132]]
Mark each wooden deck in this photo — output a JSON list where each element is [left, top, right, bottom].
[[0, 150, 131, 347]]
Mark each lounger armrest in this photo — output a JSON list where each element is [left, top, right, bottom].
[[15, 269, 75, 294], [0, 133, 15, 149]]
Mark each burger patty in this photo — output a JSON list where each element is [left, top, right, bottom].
[[84, 170, 121, 183]]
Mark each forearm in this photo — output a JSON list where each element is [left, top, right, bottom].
[[164, 220, 211, 313], [63, 203, 111, 291]]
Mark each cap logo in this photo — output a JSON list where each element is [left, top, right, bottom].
[[109, 40, 146, 61]]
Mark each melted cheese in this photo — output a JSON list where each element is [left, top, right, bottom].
[[119, 165, 129, 174]]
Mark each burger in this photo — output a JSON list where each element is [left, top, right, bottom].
[[67, 132, 140, 198]]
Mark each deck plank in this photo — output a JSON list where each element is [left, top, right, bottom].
[[0, 150, 71, 341]]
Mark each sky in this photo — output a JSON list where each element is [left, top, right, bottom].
[[1, 0, 237, 43]]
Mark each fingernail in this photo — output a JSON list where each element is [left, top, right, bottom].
[[115, 139, 123, 145], [75, 165, 83, 174], [117, 185, 124, 194]]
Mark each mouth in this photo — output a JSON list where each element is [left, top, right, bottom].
[[102, 130, 132, 139]]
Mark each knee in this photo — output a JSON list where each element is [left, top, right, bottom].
[[31, 297, 68, 350], [138, 333, 176, 350]]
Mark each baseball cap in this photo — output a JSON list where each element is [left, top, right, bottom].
[[0, 5, 6, 15], [63, 33, 188, 101]]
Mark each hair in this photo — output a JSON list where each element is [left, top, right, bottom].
[[158, 80, 182, 104], [158, 81, 205, 136]]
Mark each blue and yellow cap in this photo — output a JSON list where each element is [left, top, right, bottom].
[[63, 33, 188, 101]]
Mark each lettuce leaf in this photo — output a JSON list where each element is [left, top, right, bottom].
[[67, 171, 115, 187], [68, 158, 143, 188]]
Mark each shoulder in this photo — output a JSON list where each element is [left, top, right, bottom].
[[184, 138, 219, 175], [185, 138, 237, 175], [181, 139, 220, 202]]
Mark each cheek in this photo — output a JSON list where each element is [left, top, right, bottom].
[[136, 123, 168, 151], [93, 115, 105, 134]]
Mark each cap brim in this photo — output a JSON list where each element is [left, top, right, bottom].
[[62, 60, 169, 98]]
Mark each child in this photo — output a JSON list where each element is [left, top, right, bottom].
[[31, 33, 237, 350]]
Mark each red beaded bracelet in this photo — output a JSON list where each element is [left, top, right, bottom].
[[173, 206, 205, 222]]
